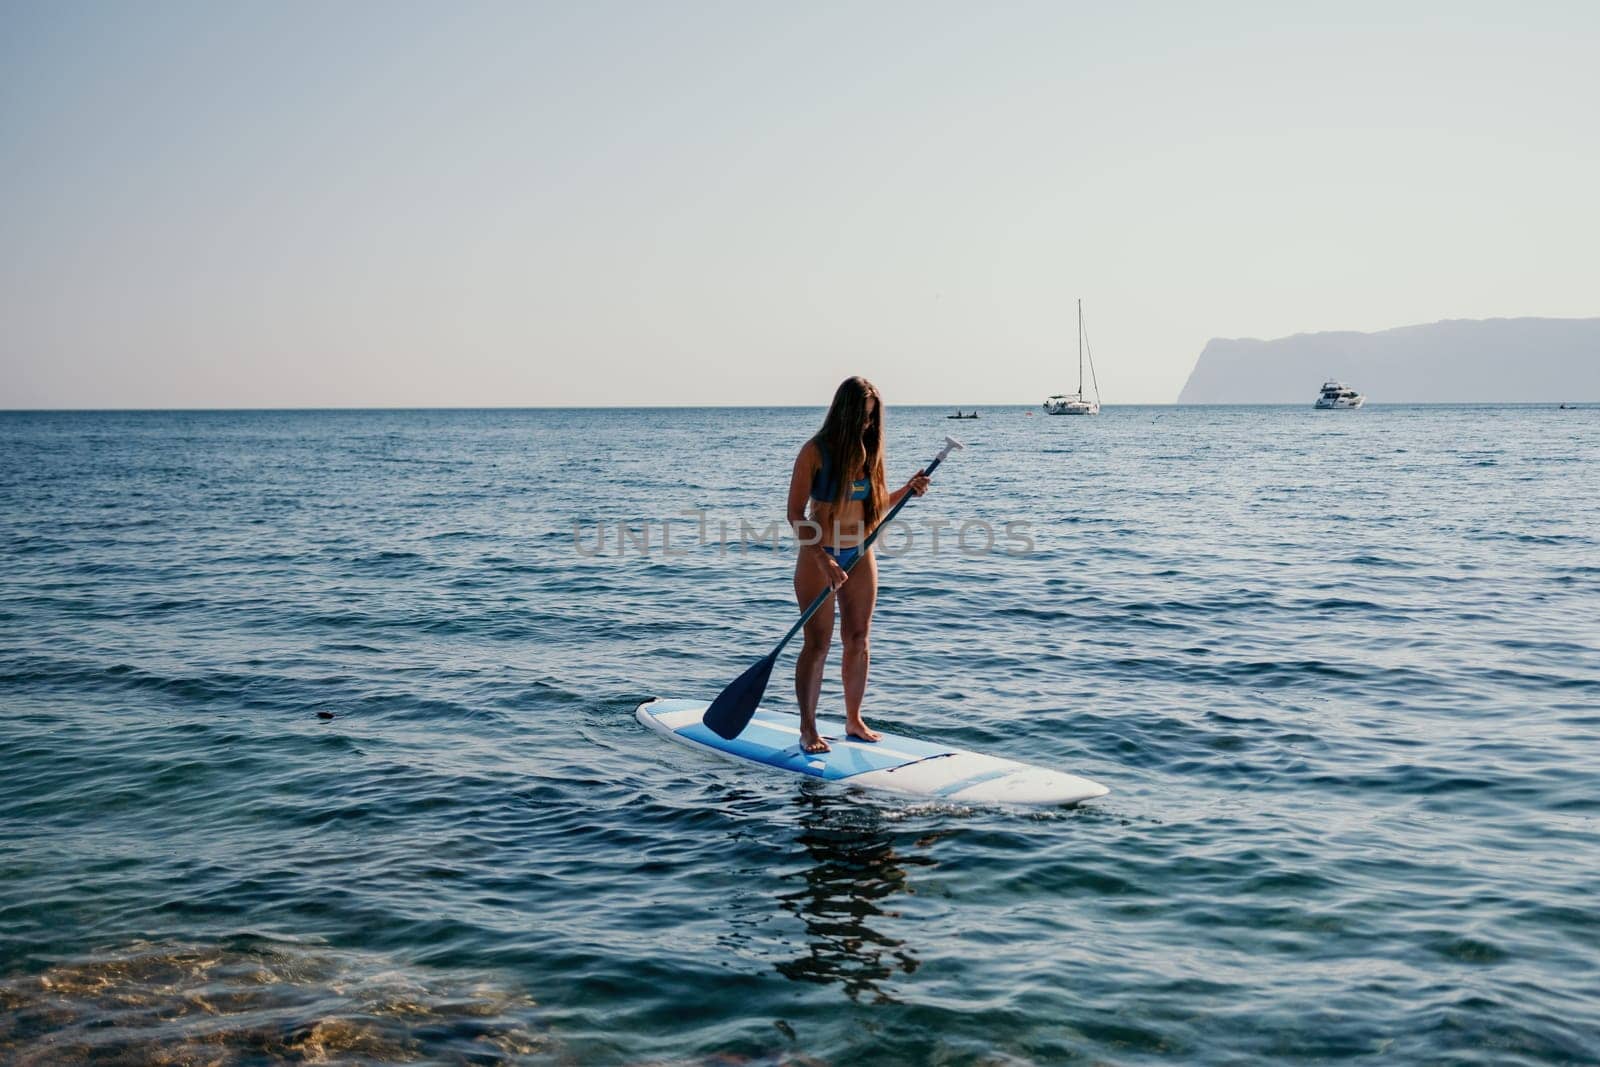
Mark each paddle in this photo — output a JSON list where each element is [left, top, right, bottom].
[[703, 435, 966, 740]]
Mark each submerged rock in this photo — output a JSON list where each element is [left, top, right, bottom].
[[0, 937, 547, 1064]]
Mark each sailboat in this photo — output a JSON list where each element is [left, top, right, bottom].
[[1043, 299, 1101, 415]]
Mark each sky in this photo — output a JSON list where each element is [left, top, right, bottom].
[[2, 0, 1597, 407]]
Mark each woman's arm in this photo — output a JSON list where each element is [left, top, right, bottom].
[[787, 441, 818, 532], [789, 442, 847, 588], [889, 468, 932, 506]]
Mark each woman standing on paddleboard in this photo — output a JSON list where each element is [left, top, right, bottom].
[[788, 377, 931, 754]]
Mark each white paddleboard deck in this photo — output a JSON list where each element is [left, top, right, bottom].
[[636, 698, 1108, 807]]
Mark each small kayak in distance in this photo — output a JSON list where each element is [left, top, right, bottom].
[[636, 698, 1109, 807]]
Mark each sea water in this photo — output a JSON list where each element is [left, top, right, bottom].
[[2, 405, 1597, 1064]]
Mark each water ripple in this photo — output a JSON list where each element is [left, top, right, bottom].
[[2, 405, 1598, 1064]]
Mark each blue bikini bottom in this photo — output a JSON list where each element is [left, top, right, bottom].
[[822, 544, 862, 570]]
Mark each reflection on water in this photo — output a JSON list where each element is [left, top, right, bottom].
[[776, 791, 944, 1004], [0, 936, 547, 1065]]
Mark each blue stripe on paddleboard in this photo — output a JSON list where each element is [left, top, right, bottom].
[[675, 722, 906, 779], [743, 709, 952, 760], [648, 702, 954, 781]]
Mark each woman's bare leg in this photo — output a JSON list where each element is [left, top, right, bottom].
[[837, 549, 880, 741], [794, 555, 835, 753]]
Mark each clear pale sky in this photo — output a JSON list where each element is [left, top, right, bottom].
[[3, 1, 1596, 407]]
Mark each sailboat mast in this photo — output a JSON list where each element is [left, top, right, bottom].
[[1077, 298, 1084, 395]]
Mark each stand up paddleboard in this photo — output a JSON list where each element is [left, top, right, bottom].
[[637, 698, 1109, 807]]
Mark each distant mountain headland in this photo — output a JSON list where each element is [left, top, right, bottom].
[[1177, 316, 1600, 403]]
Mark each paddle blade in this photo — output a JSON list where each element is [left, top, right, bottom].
[[702, 652, 778, 739]]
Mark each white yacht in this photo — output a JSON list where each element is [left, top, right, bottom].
[[1314, 380, 1365, 409], [1043, 299, 1101, 415]]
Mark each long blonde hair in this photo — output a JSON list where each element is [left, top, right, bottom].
[[812, 377, 889, 528]]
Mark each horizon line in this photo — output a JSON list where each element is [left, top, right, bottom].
[[2, 400, 1593, 414]]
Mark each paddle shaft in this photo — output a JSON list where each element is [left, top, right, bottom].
[[773, 446, 953, 655]]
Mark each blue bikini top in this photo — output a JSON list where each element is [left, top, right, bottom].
[[810, 443, 869, 503]]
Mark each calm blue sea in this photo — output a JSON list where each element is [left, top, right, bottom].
[[2, 405, 1597, 1065]]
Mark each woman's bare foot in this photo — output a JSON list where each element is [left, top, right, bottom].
[[800, 729, 831, 754], [845, 717, 881, 742]]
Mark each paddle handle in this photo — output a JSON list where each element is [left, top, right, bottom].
[[775, 436, 964, 651]]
